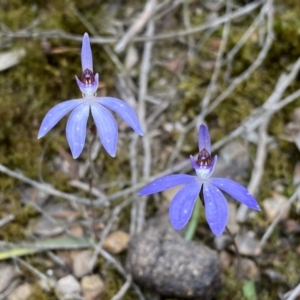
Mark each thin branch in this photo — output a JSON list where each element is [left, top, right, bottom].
[[259, 187, 300, 249], [0, 215, 14, 228], [0, 164, 90, 205], [236, 116, 270, 222], [111, 275, 133, 300], [97, 248, 145, 300], [0, 1, 263, 44], [89, 198, 132, 271], [284, 282, 300, 300], [131, 10, 155, 234], [14, 257, 49, 282], [201, 0, 274, 117], [199, 0, 232, 120], [115, 0, 157, 52], [130, 134, 139, 236], [183, 0, 195, 59], [224, 7, 265, 81]]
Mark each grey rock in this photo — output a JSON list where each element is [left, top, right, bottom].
[[127, 217, 221, 299], [55, 275, 81, 300]]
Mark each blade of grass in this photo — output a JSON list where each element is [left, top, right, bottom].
[[0, 236, 93, 260]]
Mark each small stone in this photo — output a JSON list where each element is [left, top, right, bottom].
[[286, 109, 300, 151], [219, 251, 232, 270], [214, 141, 249, 180], [8, 283, 32, 300], [236, 258, 259, 280], [162, 185, 184, 203], [263, 269, 287, 283], [125, 45, 138, 70], [285, 219, 300, 233], [103, 231, 130, 254], [262, 194, 289, 222], [55, 275, 81, 300], [0, 264, 19, 293], [127, 216, 221, 299], [81, 275, 104, 300], [30, 216, 64, 237], [72, 250, 93, 278], [214, 234, 231, 251], [227, 203, 240, 234], [293, 162, 300, 185], [69, 224, 83, 238], [0, 48, 26, 72], [236, 232, 261, 256]]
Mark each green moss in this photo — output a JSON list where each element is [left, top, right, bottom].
[[95, 257, 136, 300], [28, 283, 56, 300], [217, 269, 245, 300], [272, 249, 300, 285], [0, 202, 38, 242]]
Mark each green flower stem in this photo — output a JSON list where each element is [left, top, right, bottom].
[[185, 197, 200, 241]]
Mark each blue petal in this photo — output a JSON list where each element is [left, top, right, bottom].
[[198, 123, 211, 153], [91, 102, 118, 157], [203, 182, 229, 236], [97, 97, 143, 136], [190, 155, 200, 170], [66, 103, 90, 159], [211, 178, 260, 211], [81, 33, 93, 72], [138, 174, 197, 195], [38, 100, 83, 139], [169, 181, 202, 230]]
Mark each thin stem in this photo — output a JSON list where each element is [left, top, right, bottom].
[[88, 133, 97, 238], [185, 197, 200, 241], [225, 226, 240, 279]]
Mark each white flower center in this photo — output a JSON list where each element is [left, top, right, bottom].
[[195, 167, 212, 181]]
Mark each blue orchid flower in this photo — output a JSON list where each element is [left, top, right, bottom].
[[38, 33, 143, 159], [138, 124, 260, 236]]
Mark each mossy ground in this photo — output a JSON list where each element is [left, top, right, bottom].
[[1, 0, 300, 299]]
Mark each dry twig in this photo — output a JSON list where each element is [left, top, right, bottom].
[[259, 187, 300, 249], [0, 1, 263, 44], [115, 0, 157, 53]]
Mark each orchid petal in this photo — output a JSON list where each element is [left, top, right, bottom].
[[203, 182, 229, 236], [190, 155, 199, 170], [75, 73, 99, 96], [169, 181, 202, 230], [38, 100, 83, 139], [81, 33, 93, 72], [138, 174, 196, 195], [97, 97, 143, 136], [66, 103, 89, 159], [91, 102, 118, 157], [211, 178, 260, 210], [198, 123, 211, 153]]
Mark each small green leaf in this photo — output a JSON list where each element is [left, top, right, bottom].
[[242, 280, 257, 300]]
